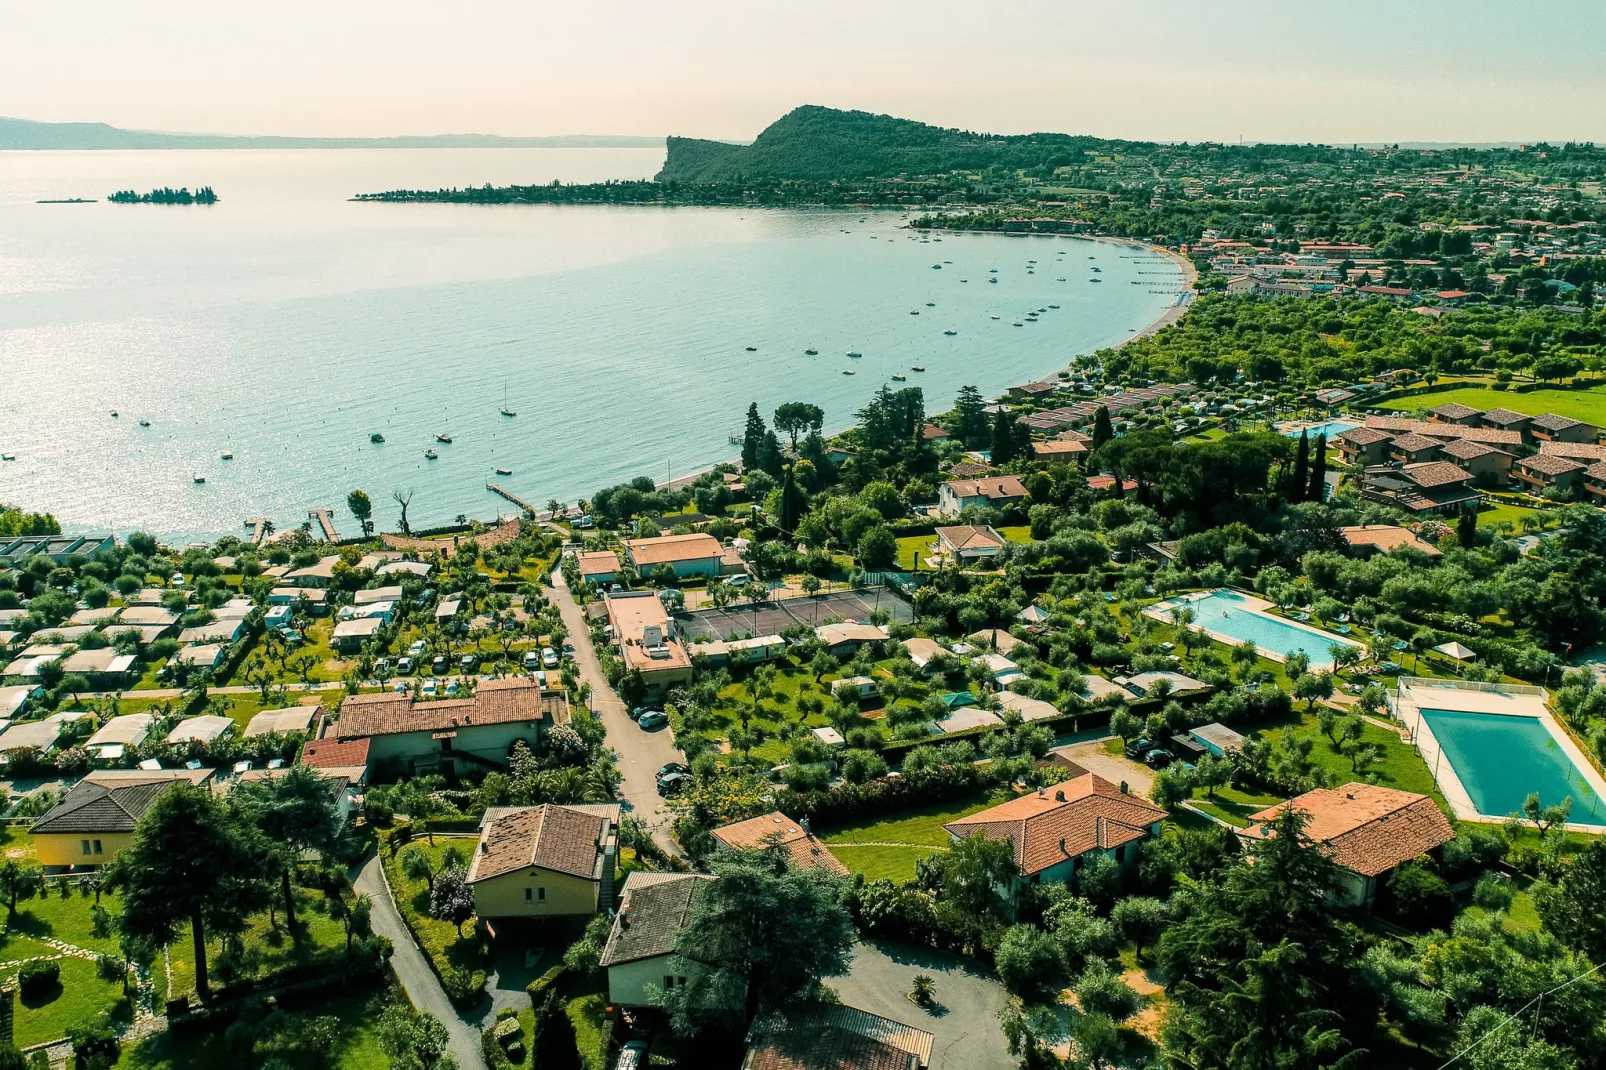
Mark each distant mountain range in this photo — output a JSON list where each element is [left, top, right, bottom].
[[0, 116, 664, 150]]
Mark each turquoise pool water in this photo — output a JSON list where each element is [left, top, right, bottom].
[[1420, 709, 1606, 822], [1175, 589, 1354, 669], [1286, 420, 1356, 440]]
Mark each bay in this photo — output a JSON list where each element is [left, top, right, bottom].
[[0, 148, 1184, 541]]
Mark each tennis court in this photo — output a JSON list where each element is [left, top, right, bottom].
[[676, 588, 912, 641]]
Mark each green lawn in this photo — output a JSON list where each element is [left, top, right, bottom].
[[10, 951, 130, 1049], [517, 969, 612, 1070], [1263, 709, 1445, 804], [379, 834, 488, 980], [116, 986, 395, 1069], [1185, 785, 1284, 828], [1379, 384, 1606, 425], [896, 535, 933, 570], [828, 844, 946, 883], [1478, 500, 1545, 532]]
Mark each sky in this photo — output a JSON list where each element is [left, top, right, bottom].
[[4, 0, 1605, 144]]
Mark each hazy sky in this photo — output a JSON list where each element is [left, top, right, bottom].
[[5, 1, 1604, 144]]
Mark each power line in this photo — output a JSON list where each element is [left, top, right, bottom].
[[1434, 958, 1605, 1068]]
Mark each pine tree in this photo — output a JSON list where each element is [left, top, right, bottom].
[[1307, 433, 1327, 502], [954, 385, 987, 447], [757, 430, 784, 477], [1090, 406, 1114, 452], [990, 407, 1017, 463], [1292, 430, 1310, 502], [741, 403, 766, 471]]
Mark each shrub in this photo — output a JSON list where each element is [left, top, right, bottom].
[[17, 960, 60, 1000], [525, 963, 566, 1007], [994, 924, 1065, 997], [1386, 862, 1454, 930], [442, 965, 486, 1009]]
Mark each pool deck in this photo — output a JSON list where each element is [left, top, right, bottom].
[[1393, 678, 1606, 834], [1145, 588, 1362, 668]]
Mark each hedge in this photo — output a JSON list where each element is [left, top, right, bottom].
[[780, 762, 994, 827], [526, 963, 566, 1007]]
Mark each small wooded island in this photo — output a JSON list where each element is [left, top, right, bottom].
[[107, 185, 218, 205]]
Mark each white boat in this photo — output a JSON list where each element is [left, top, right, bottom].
[[847, 351, 862, 358], [496, 467, 512, 475], [220, 452, 233, 460], [500, 383, 516, 417], [424, 449, 438, 459], [435, 433, 453, 443], [0, 454, 14, 462], [943, 330, 957, 336], [193, 474, 205, 484], [891, 374, 906, 381], [842, 370, 856, 375], [138, 420, 150, 427]]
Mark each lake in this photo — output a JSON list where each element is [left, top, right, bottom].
[[0, 148, 1185, 541]]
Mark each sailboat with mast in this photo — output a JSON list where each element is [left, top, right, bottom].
[[500, 382, 517, 417]]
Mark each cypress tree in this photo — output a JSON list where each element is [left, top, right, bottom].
[[990, 407, 1017, 463], [741, 403, 766, 471], [1458, 507, 1477, 548], [1308, 433, 1327, 502], [757, 430, 784, 477], [778, 464, 805, 534], [1292, 430, 1310, 502], [1091, 406, 1114, 452]]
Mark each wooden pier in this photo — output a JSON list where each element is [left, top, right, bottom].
[[244, 517, 268, 546], [309, 508, 340, 542], [486, 482, 536, 518]]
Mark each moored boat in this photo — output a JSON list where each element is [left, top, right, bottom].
[[891, 374, 906, 381], [847, 351, 862, 358], [436, 433, 453, 443], [496, 467, 512, 475], [193, 474, 205, 484], [804, 348, 818, 355], [424, 449, 438, 459], [370, 433, 385, 443], [943, 330, 957, 336], [910, 365, 925, 372]]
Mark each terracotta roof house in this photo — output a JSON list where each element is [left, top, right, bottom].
[[622, 533, 722, 580], [946, 460, 993, 480], [814, 622, 888, 656], [920, 423, 952, 441], [300, 736, 371, 783], [574, 550, 622, 585], [1339, 525, 1443, 558], [1436, 439, 1514, 485], [467, 803, 619, 919], [1336, 426, 1394, 466], [1514, 453, 1587, 494], [604, 591, 692, 696], [743, 1004, 935, 1070], [1388, 432, 1446, 464], [1586, 461, 1606, 504], [1429, 402, 1484, 425], [1362, 461, 1479, 515], [1480, 408, 1533, 434], [711, 812, 849, 875], [1528, 412, 1599, 444], [1240, 783, 1454, 906], [30, 769, 212, 869], [1032, 439, 1088, 461], [937, 476, 1028, 518], [943, 774, 1167, 896], [600, 872, 721, 1009], [333, 678, 568, 774], [934, 524, 1007, 564], [1538, 441, 1606, 462]]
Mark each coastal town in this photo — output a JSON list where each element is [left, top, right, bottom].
[[5, 54, 1606, 1070]]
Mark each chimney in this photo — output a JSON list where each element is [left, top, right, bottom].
[[620, 906, 632, 930], [1055, 790, 1065, 802], [479, 840, 488, 854], [1037, 787, 1046, 799], [1058, 837, 1067, 855]]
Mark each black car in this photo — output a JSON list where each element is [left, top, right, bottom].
[[1124, 738, 1159, 760], [656, 771, 691, 796], [656, 762, 691, 780], [1143, 748, 1175, 769], [628, 706, 646, 722]]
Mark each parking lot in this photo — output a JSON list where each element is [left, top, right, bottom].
[[675, 587, 912, 641]]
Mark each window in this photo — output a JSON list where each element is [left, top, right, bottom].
[[525, 888, 533, 903], [81, 840, 91, 856], [93, 839, 103, 855], [537, 887, 546, 903], [677, 976, 687, 987]]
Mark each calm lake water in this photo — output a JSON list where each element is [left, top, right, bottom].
[[0, 149, 1184, 541]]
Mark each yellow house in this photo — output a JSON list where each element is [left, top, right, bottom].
[[466, 803, 619, 920], [31, 769, 214, 869]]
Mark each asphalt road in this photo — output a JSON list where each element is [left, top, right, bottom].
[[546, 572, 685, 855], [832, 939, 1011, 1070], [356, 855, 487, 1070]]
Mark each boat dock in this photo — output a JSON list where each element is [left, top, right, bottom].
[[486, 482, 536, 518], [309, 508, 340, 543], [244, 517, 269, 546]]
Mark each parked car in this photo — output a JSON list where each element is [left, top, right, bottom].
[[523, 650, 542, 670], [727, 574, 751, 587], [637, 710, 669, 730], [397, 657, 415, 675], [656, 771, 690, 796], [1124, 738, 1159, 760], [629, 707, 652, 722], [169, 571, 185, 586], [561, 639, 576, 660], [421, 678, 438, 696], [1144, 748, 1174, 769], [657, 762, 691, 780], [541, 648, 559, 669], [616, 1041, 648, 1070], [408, 639, 427, 657], [446, 679, 460, 696], [459, 654, 479, 673], [374, 658, 392, 676], [432, 655, 447, 675]]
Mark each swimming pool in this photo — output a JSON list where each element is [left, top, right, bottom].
[[1419, 708, 1606, 822], [1157, 589, 1358, 670], [1285, 420, 1356, 440]]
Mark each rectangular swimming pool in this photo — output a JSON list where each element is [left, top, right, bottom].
[[1420, 708, 1606, 822], [1285, 420, 1356, 440], [1168, 589, 1355, 670]]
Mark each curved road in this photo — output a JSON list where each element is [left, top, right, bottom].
[[546, 572, 685, 855], [356, 855, 488, 1070]]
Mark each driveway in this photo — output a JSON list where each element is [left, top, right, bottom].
[[546, 572, 684, 854], [1050, 738, 1155, 799], [356, 855, 487, 1070], [831, 940, 1011, 1070]]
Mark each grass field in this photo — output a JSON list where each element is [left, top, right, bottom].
[[818, 789, 1012, 881], [116, 986, 394, 1069], [827, 844, 947, 883], [1379, 384, 1606, 425]]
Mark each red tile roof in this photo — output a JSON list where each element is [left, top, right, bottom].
[[943, 775, 1166, 876], [335, 679, 567, 739], [300, 736, 370, 770], [712, 812, 849, 876], [1401, 461, 1473, 488], [468, 804, 608, 882], [1243, 784, 1453, 878]]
